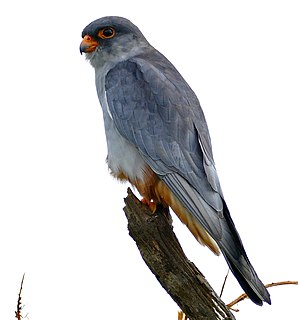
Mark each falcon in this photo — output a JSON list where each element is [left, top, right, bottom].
[[80, 16, 270, 305]]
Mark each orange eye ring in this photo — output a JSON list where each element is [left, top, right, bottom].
[[98, 27, 116, 39]]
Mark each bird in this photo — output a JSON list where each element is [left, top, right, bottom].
[[80, 16, 271, 306]]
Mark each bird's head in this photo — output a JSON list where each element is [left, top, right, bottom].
[[80, 16, 149, 68]]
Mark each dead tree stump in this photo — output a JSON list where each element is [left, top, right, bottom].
[[123, 188, 235, 320]]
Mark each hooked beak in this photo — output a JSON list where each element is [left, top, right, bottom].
[[80, 35, 99, 54]]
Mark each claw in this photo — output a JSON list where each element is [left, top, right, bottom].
[[141, 198, 157, 212]]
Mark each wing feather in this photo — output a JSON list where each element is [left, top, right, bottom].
[[105, 52, 221, 209]]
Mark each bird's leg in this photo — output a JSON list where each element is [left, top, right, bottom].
[[141, 198, 157, 213]]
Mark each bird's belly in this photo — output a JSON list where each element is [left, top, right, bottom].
[[104, 118, 159, 200], [105, 123, 145, 179]]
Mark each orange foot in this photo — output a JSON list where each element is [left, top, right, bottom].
[[141, 198, 157, 213]]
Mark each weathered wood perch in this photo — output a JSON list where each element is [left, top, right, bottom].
[[123, 188, 236, 320]]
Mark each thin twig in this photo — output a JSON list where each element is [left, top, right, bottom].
[[266, 280, 298, 288], [227, 280, 298, 310], [219, 269, 229, 298], [15, 273, 25, 320]]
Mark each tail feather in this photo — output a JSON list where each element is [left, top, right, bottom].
[[225, 255, 269, 305], [161, 173, 271, 305], [220, 200, 271, 305]]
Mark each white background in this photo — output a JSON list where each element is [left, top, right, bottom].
[[0, 1, 297, 319]]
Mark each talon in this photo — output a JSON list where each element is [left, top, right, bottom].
[[141, 198, 157, 212]]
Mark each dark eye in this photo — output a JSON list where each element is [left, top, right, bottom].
[[99, 27, 116, 39]]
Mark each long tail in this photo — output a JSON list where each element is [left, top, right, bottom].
[[156, 176, 271, 305], [219, 200, 271, 305]]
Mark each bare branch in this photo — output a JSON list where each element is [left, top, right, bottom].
[[220, 270, 230, 299], [15, 273, 25, 320], [227, 280, 298, 310], [123, 188, 235, 320]]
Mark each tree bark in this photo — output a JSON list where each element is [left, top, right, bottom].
[[123, 188, 236, 320]]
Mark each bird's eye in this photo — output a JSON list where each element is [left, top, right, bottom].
[[98, 27, 116, 39]]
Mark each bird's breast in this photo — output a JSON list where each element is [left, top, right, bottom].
[[105, 118, 147, 181], [96, 70, 159, 201], [103, 109, 160, 201]]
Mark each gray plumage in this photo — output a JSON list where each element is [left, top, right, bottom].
[[81, 16, 271, 306]]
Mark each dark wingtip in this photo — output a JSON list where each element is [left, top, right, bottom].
[[249, 292, 271, 306], [263, 291, 271, 305], [226, 258, 271, 306], [220, 200, 271, 306]]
